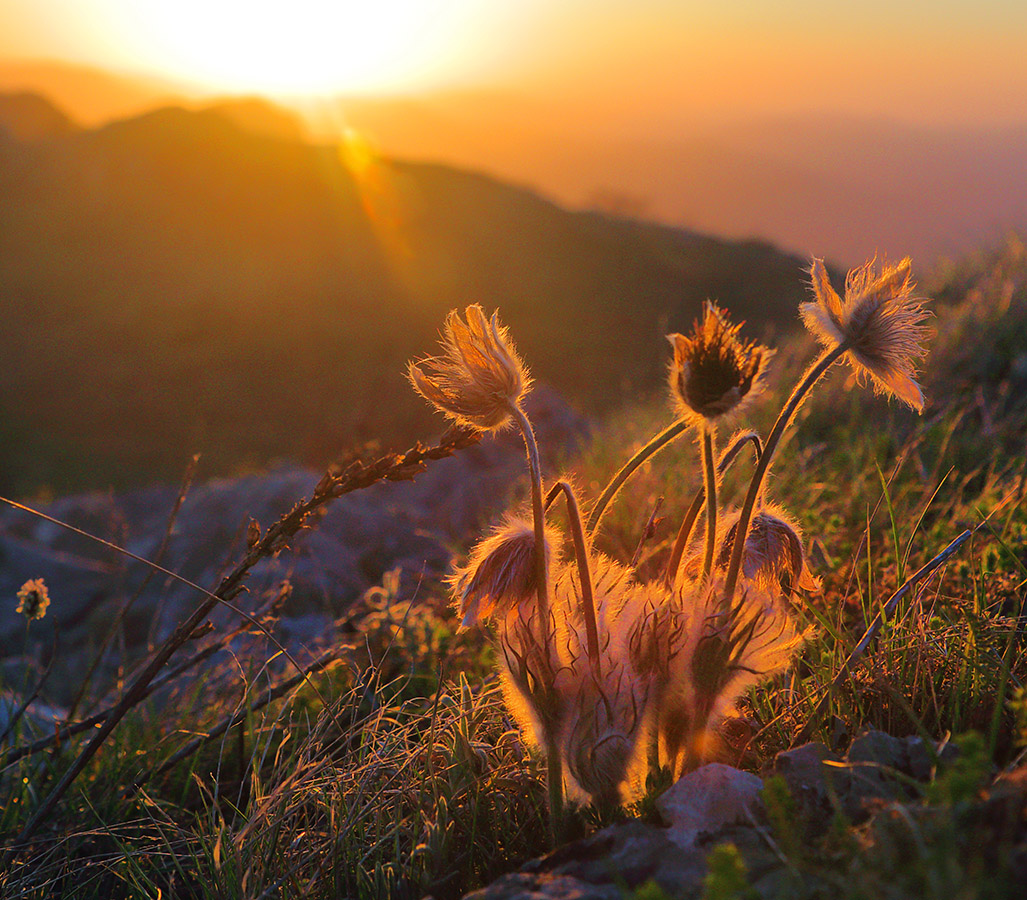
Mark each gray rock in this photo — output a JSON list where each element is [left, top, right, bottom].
[[842, 729, 927, 814], [903, 736, 935, 782], [0, 692, 67, 741], [462, 872, 621, 900], [846, 729, 907, 768], [764, 730, 942, 829], [657, 763, 765, 848], [524, 821, 706, 897], [765, 742, 840, 826]]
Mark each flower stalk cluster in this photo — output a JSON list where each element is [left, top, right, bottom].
[[409, 262, 930, 818]]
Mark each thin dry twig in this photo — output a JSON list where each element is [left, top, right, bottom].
[[0, 587, 285, 770], [0, 624, 59, 747], [630, 496, 664, 569], [66, 454, 200, 722]]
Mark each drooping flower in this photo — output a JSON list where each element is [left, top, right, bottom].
[[408, 304, 530, 430], [802, 257, 931, 411], [16, 579, 50, 621], [668, 302, 773, 423], [496, 596, 563, 753], [560, 656, 647, 806], [717, 505, 820, 594], [451, 517, 557, 629]]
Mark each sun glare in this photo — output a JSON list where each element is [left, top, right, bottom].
[[107, 0, 479, 96]]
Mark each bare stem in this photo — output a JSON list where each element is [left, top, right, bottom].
[[549, 481, 600, 672], [510, 404, 550, 626], [722, 344, 848, 608], [701, 426, 717, 581], [586, 418, 689, 536], [664, 431, 762, 588], [509, 403, 563, 838]]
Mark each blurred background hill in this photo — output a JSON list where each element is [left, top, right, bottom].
[[3, 61, 1027, 265], [0, 89, 812, 496]]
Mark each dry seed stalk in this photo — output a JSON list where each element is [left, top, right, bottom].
[[7, 425, 481, 851]]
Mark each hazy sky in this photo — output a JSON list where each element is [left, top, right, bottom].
[[2, 0, 1027, 124]]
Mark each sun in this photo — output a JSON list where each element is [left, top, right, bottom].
[[108, 0, 479, 96]]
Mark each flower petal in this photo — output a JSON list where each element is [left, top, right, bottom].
[[809, 258, 844, 320]]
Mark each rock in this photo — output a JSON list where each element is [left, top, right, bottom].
[[0, 691, 67, 741], [467, 769, 782, 900], [846, 729, 906, 768], [656, 763, 765, 849], [841, 729, 926, 815], [846, 728, 944, 784], [903, 735, 935, 782], [764, 742, 840, 827], [522, 822, 706, 897], [461, 871, 621, 900]]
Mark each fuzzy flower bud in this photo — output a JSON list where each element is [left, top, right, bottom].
[[718, 506, 820, 594], [408, 305, 530, 431], [668, 302, 772, 423], [561, 659, 645, 805], [451, 518, 556, 629]]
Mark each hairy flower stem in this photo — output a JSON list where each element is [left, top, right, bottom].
[[509, 402, 564, 838], [664, 431, 762, 587], [722, 344, 848, 608], [546, 481, 600, 671], [586, 418, 689, 536], [701, 426, 717, 581]]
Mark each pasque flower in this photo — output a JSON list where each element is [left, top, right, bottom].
[[668, 302, 772, 423], [660, 575, 804, 775], [413, 303, 566, 834], [408, 304, 529, 430], [451, 518, 557, 629], [716, 505, 820, 594], [802, 257, 931, 411]]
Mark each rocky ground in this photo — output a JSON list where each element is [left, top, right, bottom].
[[463, 731, 1027, 899], [0, 388, 589, 719]]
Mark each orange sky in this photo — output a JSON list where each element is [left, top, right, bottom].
[[2, 1, 1027, 126]]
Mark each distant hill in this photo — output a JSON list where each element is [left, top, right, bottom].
[[202, 97, 311, 142], [322, 97, 1027, 266], [4, 61, 1027, 265], [0, 91, 77, 140], [0, 59, 191, 124], [0, 100, 811, 495]]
